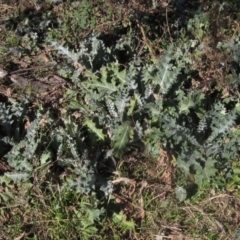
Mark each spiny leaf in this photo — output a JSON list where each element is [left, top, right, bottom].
[[203, 158, 217, 180], [111, 63, 126, 83], [85, 66, 117, 92], [86, 208, 105, 224], [113, 122, 132, 156], [155, 60, 180, 94], [127, 96, 136, 116], [40, 151, 52, 165], [179, 91, 204, 114], [5, 172, 30, 182], [84, 119, 105, 140]]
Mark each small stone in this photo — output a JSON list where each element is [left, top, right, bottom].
[[0, 66, 8, 79]]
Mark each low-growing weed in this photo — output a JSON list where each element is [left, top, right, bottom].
[[1, 0, 240, 239]]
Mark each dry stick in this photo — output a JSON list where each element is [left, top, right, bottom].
[[10, 64, 55, 74], [149, 192, 166, 202], [136, 19, 157, 63], [0, 4, 14, 9], [160, 225, 182, 231], [200, 193, 232, 205], [166, 7, 173, 44]]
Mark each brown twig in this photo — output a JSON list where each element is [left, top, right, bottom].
[[10, 64, 55, 74], [165, 7, 173, 44]]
